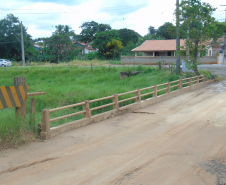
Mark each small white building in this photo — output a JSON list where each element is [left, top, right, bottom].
[[82, 46, 97, 55], [207, 38, 224, 56]]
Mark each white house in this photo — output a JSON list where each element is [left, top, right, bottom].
[[82, 45, 97, 55], [207, 38, 224, 56]]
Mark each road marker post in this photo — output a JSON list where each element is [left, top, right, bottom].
[[30, 98, 36, 130], [14, 77, 27, 119]]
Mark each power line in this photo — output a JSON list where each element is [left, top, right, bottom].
[[0, 4, 145, 11], [0, 5, 146, 14]]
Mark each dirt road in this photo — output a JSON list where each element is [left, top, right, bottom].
[[1, 81, 226, 185]]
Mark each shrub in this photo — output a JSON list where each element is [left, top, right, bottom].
[[30, 62, 38, 66], [168, 74, 180, 82]]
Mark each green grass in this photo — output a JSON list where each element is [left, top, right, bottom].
[[12, 59, 121, 67], [0, 65, 177, 150]]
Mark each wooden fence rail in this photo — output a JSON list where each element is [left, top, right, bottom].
[[41, 75, 207, 139]]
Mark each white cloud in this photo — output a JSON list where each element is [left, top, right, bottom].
[[6, 3, 14, 7], [0, 0, 224, 39], [109, 0, 176, 36]]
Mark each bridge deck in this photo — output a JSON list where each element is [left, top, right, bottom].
[[1, 80, 226, 185]]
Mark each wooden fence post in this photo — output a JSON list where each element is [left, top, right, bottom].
[[41, 109, 50, 140], [136, 89, 141, 102], [196, 76, 199, 83], [83, 100, 91, 118], [166, 82, 170, 93], [203, 75, 205, 82], [153, 85, 157, 97], [189, 77, 192, 86], [30, 98, 36, 130], [113, 94, 119, 110], [14, 77, 27, 119], [178, 79, 182, 89]]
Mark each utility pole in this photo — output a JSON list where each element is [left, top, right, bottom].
[[221, 5, 226, 64], [21, 21, 25, 66], [176, 0, 180, 74]]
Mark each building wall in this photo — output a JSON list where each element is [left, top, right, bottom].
[[212, 50, 220, 56], [82, 48, 96, 55], [121, 56, 218, 65], [143, 51, 174, 57], [143, 52, 154, 56], [207, 46, 222, 57]]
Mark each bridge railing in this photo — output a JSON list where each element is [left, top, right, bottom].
[[41, 75, 207, 139]]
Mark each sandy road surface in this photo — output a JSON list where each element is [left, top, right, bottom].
[[1, 81, 226, 185]]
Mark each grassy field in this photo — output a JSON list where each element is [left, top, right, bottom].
[[12, 59, 121, 67], [0, 64, 192, 150]]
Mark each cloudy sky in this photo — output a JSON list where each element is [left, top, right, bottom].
[[0, 0, 225, 39]]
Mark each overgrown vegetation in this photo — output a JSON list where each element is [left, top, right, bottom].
[[0, 116, 35, 150], [0, 65, 186, 149]]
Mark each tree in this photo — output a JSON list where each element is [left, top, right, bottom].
[[45, 25, 78, 63], [105, 39, 123, 59], [118, 28, 140, 46], [0, 14, 33, 61], [148, 26, 156, 35], [179, 0, 226, 75], [137, 34, 165, 46], [156, 22, 176, 39], [92, 30, 121, 59], [79, 21, 111, 43], [122, 41, 137, 56]]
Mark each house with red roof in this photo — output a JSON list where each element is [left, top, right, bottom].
[[121, 39, 220, 65], [73, 41, 88, 49], [73, 41, 97, 55], [132, 39, 186, 57], [34, 43, 44, 51], [207, 38, 224, 56]]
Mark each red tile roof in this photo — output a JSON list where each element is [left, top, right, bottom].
[[132, 39, 186, 52], [73, 41, 88, 46], [212, 43, 222, 50], [217, 37, 224, 43], [34, 43, 44, 48], [211, 38, 224, 50]]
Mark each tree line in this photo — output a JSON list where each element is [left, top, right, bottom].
[[0, 14, 184, 63], [0, 0, 226, 66]]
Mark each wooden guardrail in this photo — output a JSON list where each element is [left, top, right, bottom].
[[41, 75, 208, 139]]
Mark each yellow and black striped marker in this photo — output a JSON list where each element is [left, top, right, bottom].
[[0, 86, 29, 109]]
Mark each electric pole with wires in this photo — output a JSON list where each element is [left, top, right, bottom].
[[176, 0, 180, 74], [221, 5, 226, 64], [21, 21, 25, 66]]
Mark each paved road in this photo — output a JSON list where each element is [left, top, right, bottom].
[[198, 65, 226, 77], [1, 81, 226, 185]]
